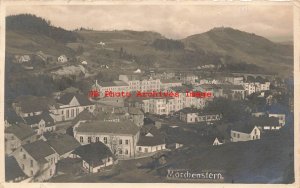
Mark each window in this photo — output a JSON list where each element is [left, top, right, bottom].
[[125, 149, 128, 155], [76, 108, 79, 115], [71, 109, 74, 117], [144, 148, 148, 153], [61, 110, 64, 115], [125, 140, 129, 145], [88, 137, 91, 143], [96, 137, 99, 142], [50, 169, 52, 176], [66, 110, 69, 118], [23, 154, 26, 159], [237, 134, 240, 138], [254, 129, 257, 134], [104, 137, 107, 144], [107, 157, 110, 162], [30, 160, 33, 167], [139, 147, 142, 151], [30, 170, 33, 176], [22, 164, 24, 170], [119, 149, 122, 154], [233, 133, 236, 137], [119, 139, 122, 145], [80, 136, 83, 143]]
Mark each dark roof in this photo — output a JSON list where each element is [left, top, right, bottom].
[[46, 134, 81, 155], [23, 112, 54, 127], [72, 142, 114, 166], [5, 124, 36, 140], [72, 109, 96, 123], [22, 140, 56, 163], [268, 104, 287, 114], [5, 156, 27, 181], [250, 116, 279, 127], [5, 108, 25, 125], [58, 93, 93, 106], [137, 127, 165, 146], [76, 120, 140, 135], [14, 95, 57, 113]]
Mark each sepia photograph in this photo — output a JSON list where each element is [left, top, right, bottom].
[[2, 1, 297, 185]]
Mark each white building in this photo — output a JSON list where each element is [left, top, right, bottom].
[[73, 120, 140, 159], [231, 125, 260, 142], [57, 55, 68, 63]]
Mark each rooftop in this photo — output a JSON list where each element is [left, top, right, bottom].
[[46, 134, 81, 155], [22, 140, 56, 164], [58, 93, 93, 106], [5, 156, 27, 182], [72, 142, 114, 166], [5, 124, 36, 141], [76, 120, 140, 135], [14, 95, 57, 113]]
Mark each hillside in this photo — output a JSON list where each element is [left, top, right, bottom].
[[182, 27, 293, 73], [5, 14, 294, 76]]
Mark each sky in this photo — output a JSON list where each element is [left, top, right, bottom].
[[6, 5, 293, 42]]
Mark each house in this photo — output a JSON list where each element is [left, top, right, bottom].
[[179, 108, 222, 123], [194, 84, 223, 98], [12, 140, 58, 182], [218, 84, 245, 100], [23, 112, 56, 135], [57, 55, 68, 63], [43, 133, 81, 159], [268, 105, 286, 126], [179, 73, 198, 85], [81, 61, 88, 65], [74, 120, 140, 159], [5, 156, 28, 182], [5, 108, 25, 128], [128, 107, 144, 127], [12, 95, 57, 118], [51, 93, 95, 121], [119, 74, 161, 92], [225, 76, 244, 85], [231, 125, 260, 142], [72, 142, 116, 173], [250, 116, 281, 131], [136, 126, 166, 154], [5, 124, 38, 155], [95, 80, 130, 98]]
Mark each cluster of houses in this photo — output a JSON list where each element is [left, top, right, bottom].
[[5, 70, 288, 182]]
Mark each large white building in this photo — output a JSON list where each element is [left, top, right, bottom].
[[73, 120, 140, 159]]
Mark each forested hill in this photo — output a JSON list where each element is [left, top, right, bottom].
[[6, 14, 80, 43]]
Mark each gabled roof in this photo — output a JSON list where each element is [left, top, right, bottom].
[[5, 124, 36, 140], [137, 127, 165, 146], [5, 156, 27, 181], [76, 120, 140, 135], [22, 140, 56, 164], [72, 142, 114, 166], [13, 95, 57, 113], [23, 112, 54, 127], [58, 93, 93, 106], [46, 134, 81, 155], [231, 122, 257, 134]]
